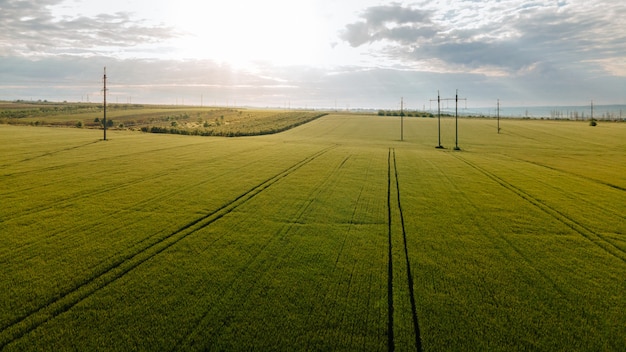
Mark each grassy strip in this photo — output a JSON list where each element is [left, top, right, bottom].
[[0, 102, 328, 136]]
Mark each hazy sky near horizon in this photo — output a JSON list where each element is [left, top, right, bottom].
[[1, 0, 625, 108]]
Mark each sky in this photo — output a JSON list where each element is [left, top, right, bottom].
[[1, 0, 625, 109]]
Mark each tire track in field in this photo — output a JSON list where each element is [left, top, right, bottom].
[[0, 145, 336, 350], [425, 158, 571, 302], [501, 157, 626, 225], [386, 148, 395, 352], [501, 156, 626, 218], [0, 142, 278, 231], [333, 154, 370, 267], [450, 153, 626, 264], [516, 157, 626, 193], [0, 145, 281, 262], [19, 140, 101, 164], [0, 140, 101, 170], [0, 148, 204, 220], [310, 153, 381, 350], [387, 148, 422, 352], [0, 142, 270, 222], [0, 139, 203, 179], [176, 151, 350, 350]]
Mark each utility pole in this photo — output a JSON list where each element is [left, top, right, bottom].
[[497, 99, 501, 134], [400, 97, 404, 141], [453, 89, 466, 150], [103, 67, 107, 141], [430, 91, 444, 148], [430, 90, 465, 149], [591, 100, 594, 121]]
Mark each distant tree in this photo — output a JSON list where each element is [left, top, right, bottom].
[[107, 119, 114, 127]]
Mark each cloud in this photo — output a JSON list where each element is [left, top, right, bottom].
[[340, 1, 626, 77], [0, 55, 307, 105], [1, 0, 624, 107], [340, 4, 436, 47], [0, 0, 177, 57]]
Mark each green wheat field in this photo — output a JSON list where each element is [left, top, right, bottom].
[[1, 113, 625, 351]]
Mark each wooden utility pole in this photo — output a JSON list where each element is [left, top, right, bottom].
[[430, 91, 444, 148], [430, 90, 465, 149], [103, 67, 107, 141], [453, 89, 466, 150], [497, 99, 501, 134], [400, 97, 404, 141]]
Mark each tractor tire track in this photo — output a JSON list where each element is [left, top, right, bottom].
[[0, 139, 216, 178], [176, 149, 348, 350], [333, 154, 369, 267], [425, 158, 571, 302], [391, 149, 422, 352], [499, 156, 626, 220], [0, 143, 272, 223], [18, 140, 101, 164], [515, 157, 626, 193], [0, 140, 100, 170], [0, 148, 283, 263], [450, 153, 626, 264], [387, 148, 422, 352], [0, 145, 336, 350], [473, 152, 626, 222], [386, 148, 395, 352]]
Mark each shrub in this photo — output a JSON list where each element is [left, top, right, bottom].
[[589, 119, 597, 126], [76, 121, 83, 128]]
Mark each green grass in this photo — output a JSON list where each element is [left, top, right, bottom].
[[1, 115, 625, 351]]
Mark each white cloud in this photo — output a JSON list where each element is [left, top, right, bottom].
[[0, 0, 177, 57], [341, 1, 626, 76], [0, 0, 624, 107]]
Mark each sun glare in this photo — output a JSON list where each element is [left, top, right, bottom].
[[168, 1, 326, 68]]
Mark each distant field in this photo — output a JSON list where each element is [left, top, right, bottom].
[[0, 101, 327, 136], [1, 115, 625, 351]]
